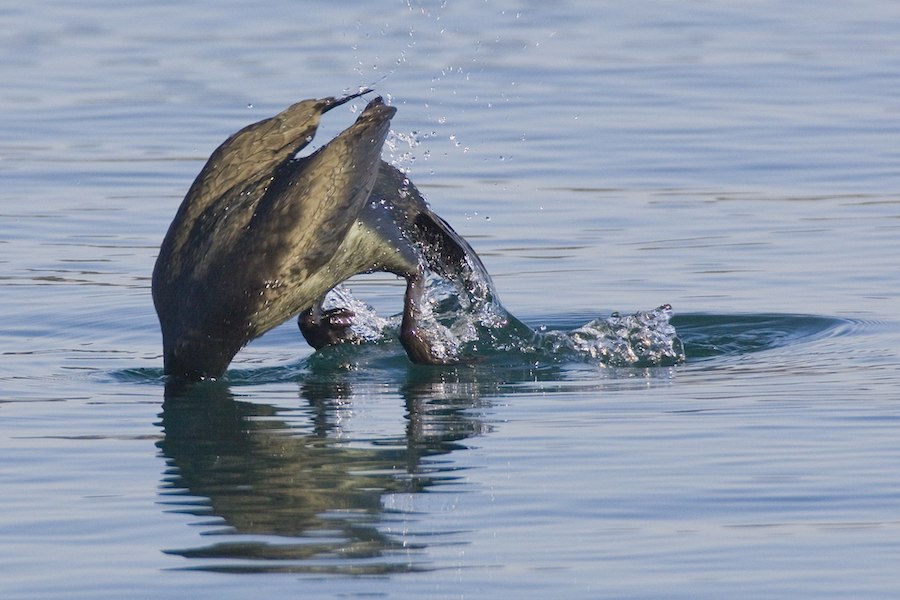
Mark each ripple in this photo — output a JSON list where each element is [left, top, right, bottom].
[[672, 313, 856, 360], [109, 311, 864, 387]]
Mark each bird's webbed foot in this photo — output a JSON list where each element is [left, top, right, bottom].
[[299, 304, 358, 350], [399, 272, 463, 365]]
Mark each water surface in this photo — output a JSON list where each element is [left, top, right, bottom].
[[2, 1, 900, 598]]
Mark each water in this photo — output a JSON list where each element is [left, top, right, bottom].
[[2, 0, 900, 598]]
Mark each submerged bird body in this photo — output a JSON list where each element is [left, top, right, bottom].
[[152, 94, 486, 380]]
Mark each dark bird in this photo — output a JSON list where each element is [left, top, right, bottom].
[[152, 92, 491, 381]]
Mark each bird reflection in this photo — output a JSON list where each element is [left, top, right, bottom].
[[156, 366, 498, 574]]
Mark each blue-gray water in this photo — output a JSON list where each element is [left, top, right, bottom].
[[2, 1, 900, 598]]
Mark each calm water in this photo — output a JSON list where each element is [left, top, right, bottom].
[[2, 1, 900, 598]]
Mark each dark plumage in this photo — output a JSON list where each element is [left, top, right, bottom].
[[152, 93, 488, 380]]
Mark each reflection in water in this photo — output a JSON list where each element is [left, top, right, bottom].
[[154, 311, 832, 574], [156, 366, 498, 574]]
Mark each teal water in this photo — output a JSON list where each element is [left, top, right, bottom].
[[2, 1, 900, 598]]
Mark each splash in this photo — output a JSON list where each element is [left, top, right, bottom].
[[384, 128, 436, 173], [534, 305, 685, 367], [319, 272, 685, 368], [384, 129, 421, 172], [318, 284, 395, 344]]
